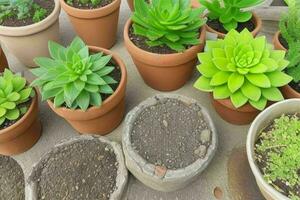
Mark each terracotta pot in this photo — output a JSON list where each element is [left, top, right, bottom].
[[212, 97, 260, 125], [60, 0, 121, 49], [124, 19, 206, 91], [0, 0, 61, 67], [47, 46, 127, 135], [0, 47, 8, 72], [127, 0, 134, 11], [247, 99, 300, 200], [0, 88, 41, 155], [205, 12, 262, 39], [272, 31, 300, 99]]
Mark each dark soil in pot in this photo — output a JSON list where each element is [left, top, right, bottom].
[[206, 18, 255, 34], [271, 0, 287, 6], [30, 139, 118, 200], [65, 0, 113, 9], [130, 98, 212, 170], [278, 34, 289, 49], [1, 0, 55, 27], [0, 155, 25, 200]]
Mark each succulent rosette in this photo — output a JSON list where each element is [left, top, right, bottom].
[[194, 29, 293, 110]]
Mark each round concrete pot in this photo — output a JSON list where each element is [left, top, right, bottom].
[[0, 47, 8, 72], [273, 31, 300, 99], [60, 0, 121, 49], [247, 99, 300, 200], [27, 135, 128, 200], [124, 19, 206, 91], [0, 88, 41, 155], [122, 94, 218, 192], [0, 155, 25, 199], [0, 0, 61, 67], [205, 12, 262, 39], [47, 46, 127, 135]]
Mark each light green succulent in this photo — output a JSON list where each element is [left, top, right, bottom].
[[0, 69, 34, 126], [194, 29, 293, 110]]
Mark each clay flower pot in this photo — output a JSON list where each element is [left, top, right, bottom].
[[27, 136, 128, 200], [0, 47, 8, 72], [124, 19, 206, 91], [205, 12, 262, 39], [0, 155, 25, 199], [273, 31, 300, 99], [0, 88, 41, 155], [0, 0, 61, 67], [127, 0, 134, 11], [247, 99, 300, 200], [60, 0, 121, 49], [47, 46, 127, 135], [212, 97, 260, 125], [123, 94, 218, 192]]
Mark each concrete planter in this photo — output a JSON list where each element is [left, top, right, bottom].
[[27, 135, 128, 200], [122, 94, 218, 192], [255, 0, 287, 21], [247, 99, 300, 200]]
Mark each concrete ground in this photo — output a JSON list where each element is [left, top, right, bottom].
[[4, 1, 281, 200]]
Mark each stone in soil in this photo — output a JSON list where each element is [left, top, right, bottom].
[[207, 18, 255, 34], [30, 140, 118, 200], [0, 155, 25, 200], [130, 98, 212, 170]]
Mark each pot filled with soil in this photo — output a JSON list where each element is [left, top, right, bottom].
[[0, 69, 41, 155], [200, 0, 263, 38], [247, 99, 300, 200], [194, 29, 292, 125], [124, 0, 206, 91], [0, 155, 25, 199], [27, 135, 128, 200], [0, 47, 8, 72], [122, 94, 218, 192], [273, 2, 300, 99], [31, 37, 127, 135], [60, 0, 121, 49], [0, 0, 61, 67]]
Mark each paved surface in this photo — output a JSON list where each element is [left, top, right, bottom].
[[3, 1, 281, 200]]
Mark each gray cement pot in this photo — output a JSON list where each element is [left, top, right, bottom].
[[255, 0, 287, 21], [122, 94, 218, 192], [26, 135, 128, 200], [247, 99, 300, 200]]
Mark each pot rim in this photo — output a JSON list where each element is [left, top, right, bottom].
[[205, 12, 262, 38], [0, 0, 61, 36], [47, 45, 127, 116], [246, 99, 300, 200], [26, 135, 128, 200], [60, 0, 121, 19], [273, 31, 288, 51], [213, 96, 258, 113], [0, 87, 38, 135], [123, 94, 218, 181], [123, 18, 206, 67]]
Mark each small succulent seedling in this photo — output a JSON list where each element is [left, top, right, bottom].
[[255, 114, 300, 200], [199, 0, 264, 31], [66, 0, 102, 7], [0, 0, 47, 24], [194, 29, 292, 110], [132, 0, 206, 52], [31, 37, 118, 111], [0, 69, 34, 126], [279, 0, 300, 83]]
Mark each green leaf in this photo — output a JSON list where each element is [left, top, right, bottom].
[[64, 83, 80, 105], [241, 80, 261, 101], [70, 37, 86, 52], [6, 109, 20, 120], [90, 93, 102, 107], [230, 90, 248, 108], [7, 92, 20, 102], [42, 88, 62, 101], [48, 41, 66, 61], [87, 74, 107, 85], [210, 71, 231, 86], [246, 74, 271, 88], [91, 55, 112, 71], [267, 71, 293, 87], [19, 88, 33, 101], [96, 67, 115, 77], [249, 97, 268, 111], [76, 90, 90, 111], [0, 102, 16, 110], [194, 76, 213, 92], [99, 85, 114, 94], [228, 73, 244, 93], [261, 88, 284, 102], [54, 91, 65, 108], [102, 76, 118, 84], [12, 77, 26, 92], [0, 107, 6, 118], [212, 58, 229, 71], [213, 85, 231, 99], [197, 63, 219, 78], [0, 117, 5, 125]]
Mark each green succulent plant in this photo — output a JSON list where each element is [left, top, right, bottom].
[[194, 29, 292, 110], [31, 37, 118, 111], [0, 69, 34, 126], [279, 0, 300, 83], [199, 0, 264, 31], [132, 0, 206, 52], [66, 0, 102, 7]]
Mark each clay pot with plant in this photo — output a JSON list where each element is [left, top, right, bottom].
[[199, 0, 263, 38], [247, 99, 300, 200], [31, 37, 127, 135], [0, 0, 61, 67], [0, 69, 41, 155], [27, 136, 128, 200], [194, 29, 293, 125], [273, 0, 300, 99], [0, 47, 8, 72], [60, 0, 121, 49], [124, 0, 206, 91], [122, 94, 218, 192]]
